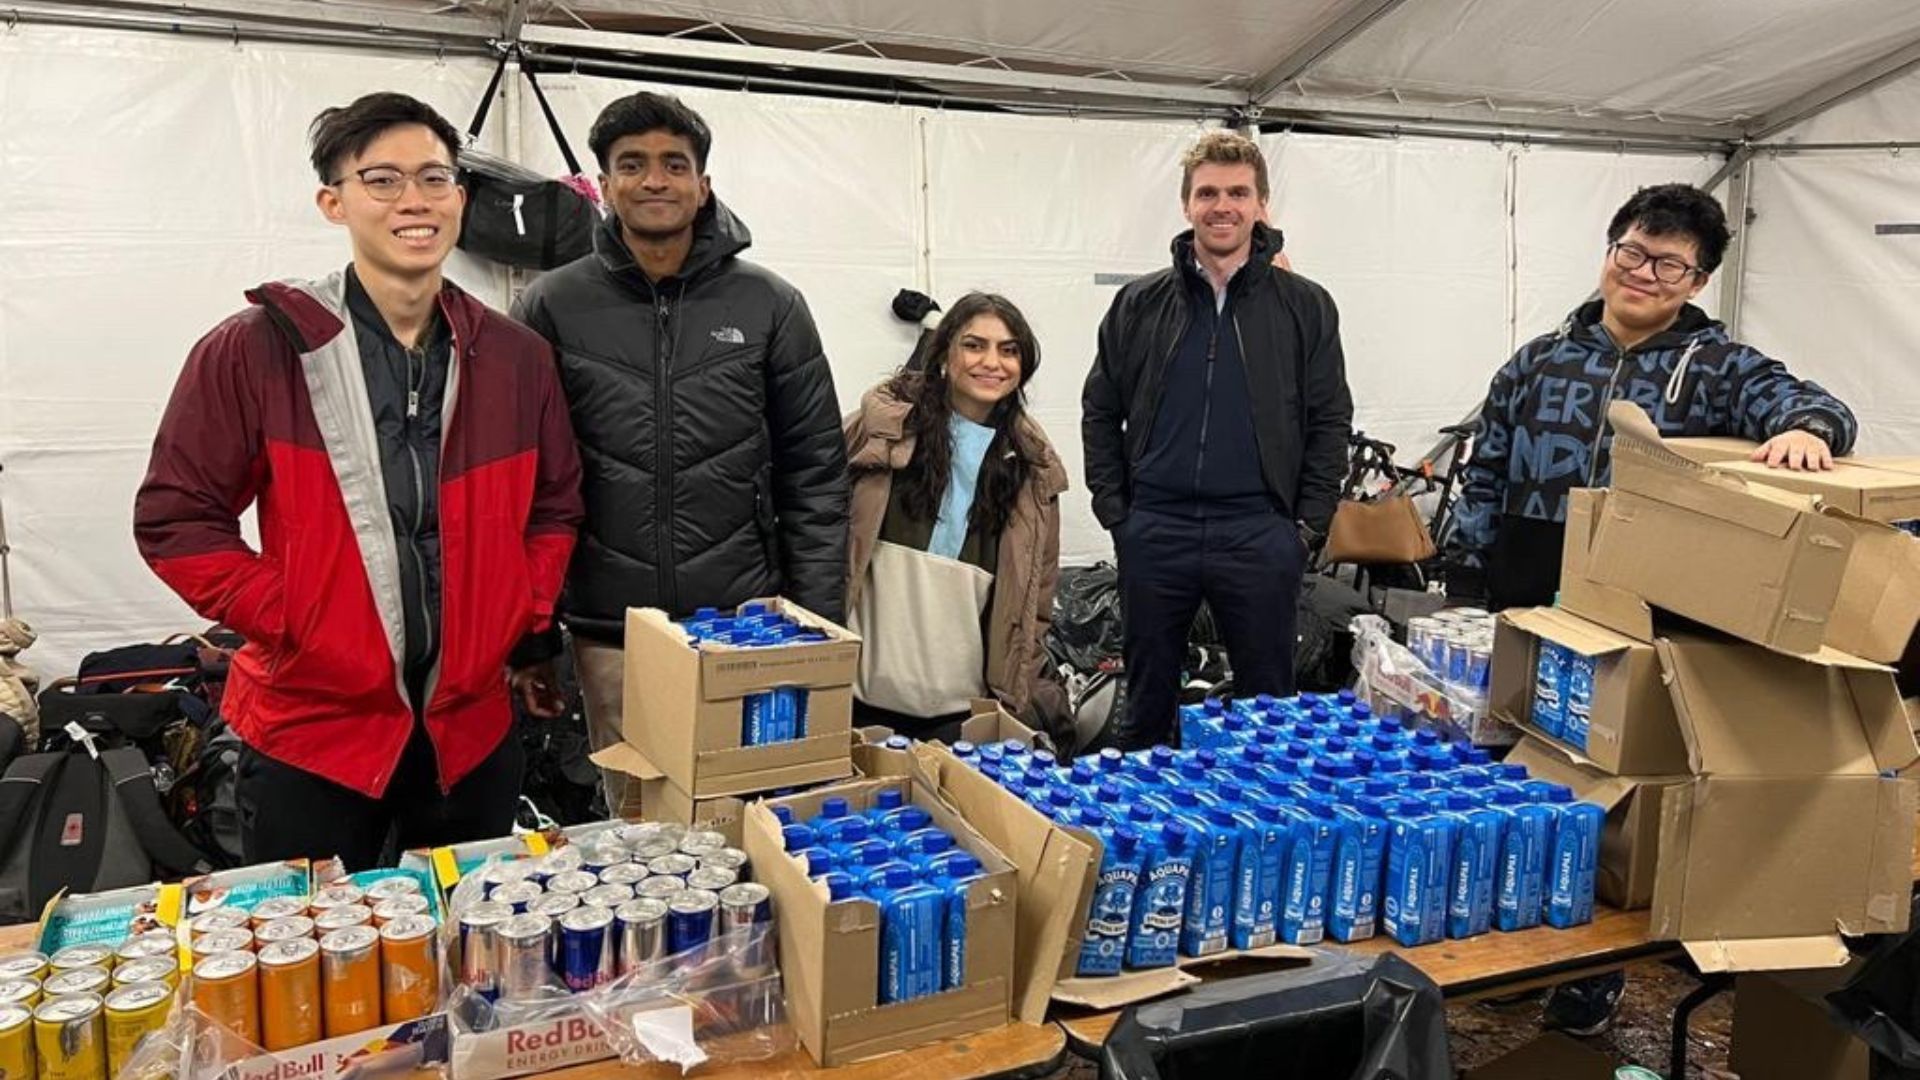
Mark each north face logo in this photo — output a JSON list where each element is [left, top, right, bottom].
[[711, 327, 746, 345]]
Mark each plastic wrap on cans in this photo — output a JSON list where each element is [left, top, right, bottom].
[[636, 876, 684, 901], [700, 848, 750, 878], [112, 932, 176, 965], [547, 870, 598, 898], [582, 883, 635, 910], [366, 876, 423, 902], [678, 831, 727, 858], [558, 906, 615, 991], [578, 842, 628, 876], [529, 892, 581, 921], [490, 880, 544, 914], [371, 895, 430, 927], [597, 862, 649, 888], [314, 906, 373, 933], [614, 899, 668, 976], [630, 836, 680, 862], [686, 866, 737, 893], [192, 950, 261, 1045], [311, 883, 367, 911], [478, 862, 529, 899], [494, 913, 554, 1003], [458, 900, 514, 998], [379, 915, 438, 1022], [647, 854, 698, 879], [104, 980, 170, 1078], [666, 890, 718, 954]]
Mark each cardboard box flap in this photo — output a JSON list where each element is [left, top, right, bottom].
[[1607, 402, 1823, 537], [1683, 936, 1851, 974], [1821, 511, 1920, 663], [1854, 779, 1920, 935], [1050, 967, 1197, 1010], [1503, 735, 1678, 811], [1504, 606, 1641, 659], [590, 741, 666, 781], [1665, 436, 1762, 465], [1557, 575, 1657, 643], [1655, 637, 1910, 777], [1713, 459, 1920, 522]]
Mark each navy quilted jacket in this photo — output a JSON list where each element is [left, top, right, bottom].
[[1450, 299, 1856, 567]]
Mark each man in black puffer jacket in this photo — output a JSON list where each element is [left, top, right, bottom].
[[509, 92, 848, 811]]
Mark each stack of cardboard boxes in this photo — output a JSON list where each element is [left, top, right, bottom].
[[1487, 402, 1920, 972], [591, 599, 861, 844]]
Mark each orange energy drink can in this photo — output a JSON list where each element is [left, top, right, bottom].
[[250, 897, 310, 926], [257, 938, 322, 1052], [33, 994, 104, 1080], [313, 907, 372, 934], [0, 1003, 31, 1080], [39, 971, 107, 1001], [370, 896, 429, 928], [365, 878, 421, 903], [111, 958, 178, 991], [310, 885, 366, 913], [0, 979, 42, 1011], [0, 955, 48, 984], [318, 927, 380, 1038], [46, 949, 112, 976], [103, 982, 171, 1078], [255, 917, 317, 947], [189, 908, 252, 936], [190, 951, 260, 1046], [377, 916, 438, 1023], [191, 929, 254, 959]]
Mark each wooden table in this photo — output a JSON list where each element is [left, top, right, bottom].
[[0, 925, 1066, 1080]]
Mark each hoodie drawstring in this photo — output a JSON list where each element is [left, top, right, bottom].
[[1665, 338, 1703, 406]]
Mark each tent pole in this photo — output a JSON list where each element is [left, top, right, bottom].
[[1718, 152, 1756, 337], [1248, 0, 1417, 102], [1745, 33, 1920, 141]]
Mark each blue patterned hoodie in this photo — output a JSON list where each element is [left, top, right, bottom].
[[1450, 299, 1857, 567]]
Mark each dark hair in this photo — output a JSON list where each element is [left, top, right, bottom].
[[589, 92, 713, 172], [1606, 183, 1731, 274], [308, 93, 462, 184], [886, 293, 1042, 539]]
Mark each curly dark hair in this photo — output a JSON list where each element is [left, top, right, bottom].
[[885, 293, 1042, 539], [1607, 183, 1731, 274]]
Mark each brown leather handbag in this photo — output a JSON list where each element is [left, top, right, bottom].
[[1324, 493, 1437, 565]]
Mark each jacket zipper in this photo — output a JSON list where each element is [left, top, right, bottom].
[[403, 342, 436, 679], [653, 288, 678, 613], [1192, 317, 1219, 505], [1586, 349, 1627, 486]]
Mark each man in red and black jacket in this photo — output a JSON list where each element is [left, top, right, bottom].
[[134, 94, 583, 868]]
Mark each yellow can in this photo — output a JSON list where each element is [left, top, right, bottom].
[[32, 995, 103, 1080], [109, 959, 177, 992], [0, 957, 47, 985], [0, 982, 40, 1012], [103, 984, 170, 1078], [45, 950, 110, 977], [110, 936, 173, 968], [36, 974, 103, 1004], [0, 1003, 33, 1080]]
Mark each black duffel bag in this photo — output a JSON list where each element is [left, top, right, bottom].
[[458, 47, 600, 270]]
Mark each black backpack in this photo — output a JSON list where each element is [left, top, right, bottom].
[[0, 746, 214, 924], [457, 47, 600, 271]]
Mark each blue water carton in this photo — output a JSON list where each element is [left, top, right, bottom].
[[1383, 797, 1453, 947], [1493, 787, 1556, 931], [1563, 651, 1596, 753], [1125, 820, 1192, 969], [1445, 793, 1503, 940], [928, 852, 983, 989], [1532, 640, 1569, 738], [1329, 796, 1391, 942], [1280, 798, 1337, 945], [869, 865, 944, 1003], [1228, 800, 1289, 950], [1148, 789, 1235, 957], [1079, 826, 1144, 976], [1542, 786, 1605, 929]]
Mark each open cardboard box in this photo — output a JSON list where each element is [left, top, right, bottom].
[[595, 740, 808, 847], [1586, 403, 1920, 662], [741, 767, 1018, 1066], [1730, 965, 1872, 1080], [1489, 606, 1689, 775], [1648, 633, 1920, 971], [1504, 735, 1683, 910], [601, 598, 859, 799]]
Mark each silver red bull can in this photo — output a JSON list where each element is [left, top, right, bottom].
[[614, 898, 668, 976]]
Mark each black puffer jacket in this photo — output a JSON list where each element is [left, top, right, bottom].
[[512, 198, 848, 643]]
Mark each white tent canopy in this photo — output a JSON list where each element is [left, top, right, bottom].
[[3, 0, 1918, 677]]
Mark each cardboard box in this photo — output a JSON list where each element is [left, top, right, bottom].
[[451, 1007, 614, 1080], [1664, 434, 1763, 465], [1489, 607, 1689, 775], [1591, 402, 1920, 662], [741, 771, 1019, 1066], [1504, 736, 1682, 910], [1465, 1032, 1617, 1080], [597, 743, 752, 846], [228, 1015, 449, 1080], [1730, 967, 1871, 1080], [1648, 634, 1920, 970], [1708, 457, 1920, 524], [600, 599, 859, 799]]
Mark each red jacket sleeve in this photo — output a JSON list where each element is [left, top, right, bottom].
[[521, 345, 583, 633], [132, 314, 287, 646]]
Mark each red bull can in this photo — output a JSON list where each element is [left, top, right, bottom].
[[614, 898, 668, 975], [557, 906, 615, 991], [665, 890, 718, 955]]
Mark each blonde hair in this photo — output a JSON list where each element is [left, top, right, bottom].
[[1180, 131, 1269, 201]]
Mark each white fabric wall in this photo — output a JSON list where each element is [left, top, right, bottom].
[[0, 24, 1751, 679], [1736, 70, 1920, 455]]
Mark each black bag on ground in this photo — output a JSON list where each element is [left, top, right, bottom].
[[516, 648, 605, 828], [1049, 563, 1124, 674], [1101, 952, 1451, 1080], [1295, 575, 1372, 692], [1825, 894, 1920, 1075], [458, 48, 599, 271], [0, 747, 215, 923]]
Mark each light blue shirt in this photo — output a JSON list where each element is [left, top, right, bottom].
[[929, 414, 997, 559]]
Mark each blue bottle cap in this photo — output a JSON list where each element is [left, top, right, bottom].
[[1446, 793, 1477, 811], [838, 818, 871, 842], [1207, 805, 1238, 826], [1300, 692, 1321, 706], [1097, 748, 1125, 771], [1337, 689, 1357, 705], [821, 872, 854, 900], [1395, 797, 1430, 816], [1377, 714, 1403, 733], [693, 606, 720, 619], [1337, 720, 1362, 738], [952, 740, 977, 758], [782, 824, 815, 851], [1240, 745, 1270, 765], [801, 848, 836, 876], [1355, 796, 1391, 818], [1204, 698, 1226, 715], [1048, 788, 1079, 811], [851, 841, 892, 867], [944, 853, 983, 879], [1032, 748, 1058, 768], [1364, 778, 1396, 798], [1253, 728, 1282, 746], [1195, 748, 1220, 768], [883, 866, 915, 889], [1464, 748, 1492, 766], [1325, 736, 1350, 753], [1070, 762, 1098, 785], [772, 805, 794, 826], [1162, 821, 1191, 850], [1000, 739, 1027, 755], [1292, 721, 1318, 740], [1150, 746, 1176, 767], [918, 832, 955, 855], [1255, 693, 1276, 708], [821, 796, 849, 820], [1491, 787, 1525, 805], [874, 788, 905, 812], [978, 743, 1006, 764], [1544, 784, 1575, 803], [978, 761, 1003, 781], [1128, 804, 1158, 826], [1413, 729, 1441, 747], [894, 806, 932, 832], [885, 735, 912, 751], [1076, 806, 1110, 829], [1095, 782, 1124, 804], [1351, 700, 1370, 717], [1495, 763, 1529, 781], [1111, 827, 1141, 856]]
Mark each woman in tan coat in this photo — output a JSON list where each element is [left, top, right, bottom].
[[844, 293, 1070, 744]]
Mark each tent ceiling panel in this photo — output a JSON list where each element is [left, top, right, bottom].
[[1292, 0, 1920, 129]]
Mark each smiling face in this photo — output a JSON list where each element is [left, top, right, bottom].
[[314, 123, 463, 280], [944, 314, 1025, 422], [600, 129, 711, 244], [1599, 224, 1708, 339], [1183, 161, 1264, 262]]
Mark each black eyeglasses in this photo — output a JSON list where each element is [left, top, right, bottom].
[[329, 165, 459, 202], [1609, 241, 1702, 285]]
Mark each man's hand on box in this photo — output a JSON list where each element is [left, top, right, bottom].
[[1752, 429, 1835, 472]]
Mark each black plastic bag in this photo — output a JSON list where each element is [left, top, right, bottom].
[[1050, 562, 1125, 674], [1295, 574, 1372, 692], [1101, 951, 1451, 1080], [1826, 894, 1920, 1076]]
